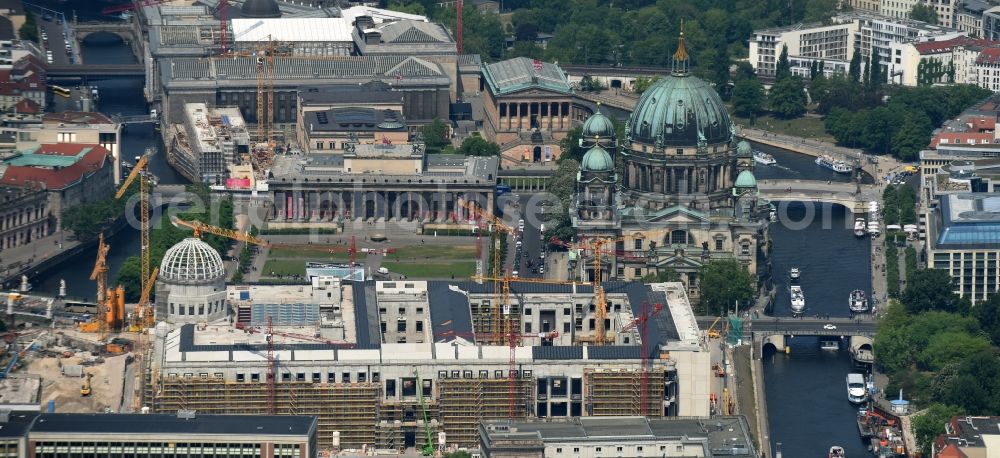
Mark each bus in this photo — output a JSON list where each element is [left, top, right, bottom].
[[51, 86, 71, 98]]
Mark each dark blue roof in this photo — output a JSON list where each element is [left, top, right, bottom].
[[0, 411, 37, 438]]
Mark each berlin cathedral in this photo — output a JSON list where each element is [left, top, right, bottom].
[[571, 33, 771, 302]]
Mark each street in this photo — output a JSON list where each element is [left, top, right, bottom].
[[36, 15, 74, 65]]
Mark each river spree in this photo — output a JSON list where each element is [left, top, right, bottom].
[[33, 33, 186, 299]]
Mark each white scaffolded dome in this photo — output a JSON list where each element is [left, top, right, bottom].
[[159, 238, 225, 283]]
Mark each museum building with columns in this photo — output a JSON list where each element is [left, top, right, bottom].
[[266, 139, 498, 227]]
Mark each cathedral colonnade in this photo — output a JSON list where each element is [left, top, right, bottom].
[[623, 160, 737, 195]]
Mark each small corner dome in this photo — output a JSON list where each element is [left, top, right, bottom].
[[737, 140, 752, 157], [581, 145, 614, 172], [240, 0, 281, 18], [735, 170, 757, 188], [582, 111, 615, 139], [159, 238, 226, 283]]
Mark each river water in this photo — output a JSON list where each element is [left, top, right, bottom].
[[33, 29, 186, 300], [36, 19, 873, 454]]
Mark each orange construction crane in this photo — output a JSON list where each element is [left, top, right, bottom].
[[79, 233, 112, 338]]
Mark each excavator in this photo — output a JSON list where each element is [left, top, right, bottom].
[[80, 373, 93, 396]]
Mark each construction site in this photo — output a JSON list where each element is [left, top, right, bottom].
[[145, 277, 710, 454]]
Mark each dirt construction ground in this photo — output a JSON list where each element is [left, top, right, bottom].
[[26, 353, 127, 413]]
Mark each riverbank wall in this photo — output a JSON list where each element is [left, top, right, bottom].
[[0, 217, 129, 290]]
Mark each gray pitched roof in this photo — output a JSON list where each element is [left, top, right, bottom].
[[377, 20, 453, 44], [164, 55, 445, 81]]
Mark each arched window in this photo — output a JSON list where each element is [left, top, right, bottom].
[[669, 230, 689, 245]]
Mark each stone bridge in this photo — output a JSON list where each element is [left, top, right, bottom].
[[747, 317, 876, 359], [758, 179, 877, 213], [70, 20, 144, 64]]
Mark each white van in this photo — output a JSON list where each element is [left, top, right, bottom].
[[377, 267, 389, 275]]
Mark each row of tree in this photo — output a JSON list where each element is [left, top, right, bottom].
[[874, 268, 1000, 454], [823, 84, 990, 160], [882, 185, 916, 227], [391, 0, 838, 84]]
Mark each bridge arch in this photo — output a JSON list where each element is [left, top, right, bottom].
[[78, 31, 128, 44]]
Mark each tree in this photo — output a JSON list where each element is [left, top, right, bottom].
[[698, 260, 755, 316], [386, 0, 426, 15], [974, 293, 1000, 345], [115, 257, 144, 303], [892, 114, 932, 161], [775, 44, 791, 80], [848, 52, 862, 83], [733, 61, 756, 82], [732, 77, 765, 119], [909, 3, 938, 24], [579, 75, 605, 92], [912, 404, 963, 456], [641, 268, 680, 283], [457, 135, 500, 156], [18, 11, 37, 43], [514, 22, 539, 42], [768, 76, 806, 119], [558, 126, 585, 163], [506, 41, 544, 59], [632, 76, 660, 95], [902, 268, 965, 314], [868, 56, 883, 91], [421, 119, 449, 153]]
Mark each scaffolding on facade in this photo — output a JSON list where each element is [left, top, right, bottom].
[[585, 368, 666, 417], [437, 378, 532, 446], [153, 376, 380, 449]]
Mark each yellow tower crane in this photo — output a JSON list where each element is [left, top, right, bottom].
[[115, 153, 151, 300], [170, 216, 270, 247], [463, 201, 519, 344], [551, 233, 664, 346]]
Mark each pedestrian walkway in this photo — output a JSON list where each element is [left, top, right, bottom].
[[0, 230, 79, 287]]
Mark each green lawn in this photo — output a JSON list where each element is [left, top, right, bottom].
[[268, 245, 367, 262], [262, 259, 307, 278], [390, 244, 477, 261], [381, 261, 476, 279], [731, 113, 836, 143]]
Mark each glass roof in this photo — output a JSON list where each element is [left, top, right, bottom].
[[938, 223, 1000, 245]]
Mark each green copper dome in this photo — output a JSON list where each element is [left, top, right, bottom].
[[627, 74, 732, 146], [737, 140, 752, 157], [735, 170, 757, 188], [581, 145, 614, 172], [582, 110, 615, 139]]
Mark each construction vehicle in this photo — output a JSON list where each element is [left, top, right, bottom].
[[80, 373, 93, 396], [707, 317, 722, 339], [415, 369, 435, 456]]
